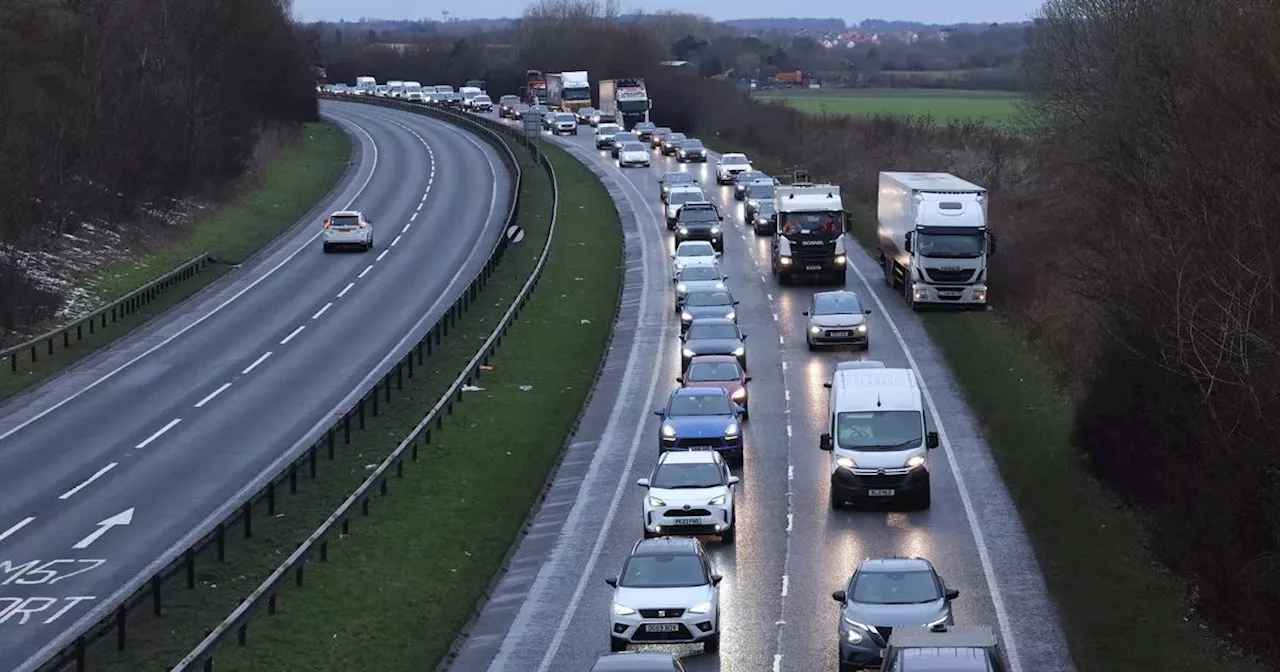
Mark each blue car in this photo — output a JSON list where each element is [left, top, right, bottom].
[[654, 387, 745, 464]]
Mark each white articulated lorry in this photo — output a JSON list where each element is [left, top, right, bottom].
[[876, 172, 995, 309]]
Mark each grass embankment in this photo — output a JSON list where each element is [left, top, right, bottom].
[[754, 88, 1022, 127], [0, 122, 350, 400], [86, 141, 623, 671]]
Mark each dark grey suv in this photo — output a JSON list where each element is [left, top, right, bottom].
[[831, 557, 960, 671]]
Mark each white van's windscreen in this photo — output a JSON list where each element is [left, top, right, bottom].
[[836, 411, 923, 450]]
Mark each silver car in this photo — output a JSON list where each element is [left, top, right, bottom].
[[674, 264, 727, 312], [551, 112, 578, 135], [832, 557, 959, 670], [804, 291, 870, 350], [322, 210, 374, 252]]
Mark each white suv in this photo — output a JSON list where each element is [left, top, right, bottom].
[[637, 451, 739, 542], [606, 537, 722, 653], [715, 153, 753, 185]]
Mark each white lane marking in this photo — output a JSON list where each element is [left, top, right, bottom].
[[403, 222, 412, 232], [376, 249, 389, 261], [767, 293, 774, 301], [778, 334, 785, 344], [241, 351, 272, 374], [193, 382, 232, 408], [391, 235, 402, 247], [773, 655, 783, 672], [0, 114, 379, 444], [135, 418, 181, 449], [0, 516, 35, 542], [781, 574, 789, 596], [337, 282, 355, 298], [279, 325, 306, 345], [58, 463, 119, 500], [788, 465, 794, 480], [773, 312, 779, 321], [357, 265, 373, 279], [416, 202, 423, 211], [785, 514, 793, 533], [311, 302, 333, 320], [781, 361, 787, 370], [849, 253, 1022, 670], [784, 389, 790, 401], [786, 424, 793, 438]]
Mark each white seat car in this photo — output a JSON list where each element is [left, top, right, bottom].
[[637, 451, 739, 541], [617, 141, 651, 168], [715, 153, 753, 185], [664, 185, 707, 229], [595, 122, 621, 150], [670, 241, 720, 280], [606, 537, 722, 653], [550, 112, 578, 135], [674, 264, 727, 311], [322, 210, 374, 252]]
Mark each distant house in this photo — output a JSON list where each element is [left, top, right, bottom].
[[658, 60, 697, 73]]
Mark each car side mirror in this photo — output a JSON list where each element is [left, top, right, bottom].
[[988, 233, 998, 255], [654, 409, 665, 417], [823, 381, 832, 389], [802, 311, 809, 316], [733, 301, 740, 305], [670, 253, 675, 259], [719, 215, 724, 221], [945, 588, 960, 600], [715, 251, 722, 257], [820, 433, 833, 451], [711, 574, 723, 585], [740, 334, 747, 340], [904, 231, 913, 253], [743, 376, 752, 383], [727, 476, 740, 485], [605, 577, 618, 587], [636, 478, 651, 487], [926, 431, 940, 449], [831, 589, 847, 603], [865, 309, 872, 314], [675, 376, 683, 383]]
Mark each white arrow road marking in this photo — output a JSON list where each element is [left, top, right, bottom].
[[58, 463, 119, 500], [72, 508, 134, 549], [0, 516, 35, 543]]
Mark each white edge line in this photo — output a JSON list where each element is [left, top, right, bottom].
[[241, 351, 272, 374], [58, 462, 119, 500], [135, 418, 181, 449], [193, 382, 232, 408], [279, 325, 306, 345], [0, 516, 35, 542], [0, 112, 380, 444]]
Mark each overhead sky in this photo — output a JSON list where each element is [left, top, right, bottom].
[[291, 0, 1044, 25]]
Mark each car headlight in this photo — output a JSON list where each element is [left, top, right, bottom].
[[678, 227, 688, 234], [835, 254, 847, 265], [724, 422, 739, 437], [844, 628, 864, 644], [857, 324, 867, 332], [708, 494, 726, 506], [662, 423, 676, 437], [682, 347, 695, 358], [810, 325, 820, 334], [715, 282, 725, 289], [688, 601, 713, 614], [725, 311, 735, 320], [676, 283, 688, 293], [906, 455, 926, 469], [732, 346, 745, 357], [757, 218, 768, 225], [731, 388, 746, 400], [681, 311, 693, 321], [836, 456, 857, 469], [648, 496, 666, 507], [614, 603, 637, 616], [710, 227, 720, 234], [675, 262, 685, 271]]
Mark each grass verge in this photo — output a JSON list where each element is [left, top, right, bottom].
[[0, 122, 350, 400], [84, 137, 622, 671]]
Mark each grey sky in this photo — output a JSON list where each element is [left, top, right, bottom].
[[291, 0, 1044, 25]]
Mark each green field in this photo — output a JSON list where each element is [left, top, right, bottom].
[[755, 89, 1023, 126]]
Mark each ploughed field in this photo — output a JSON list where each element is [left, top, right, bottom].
[[753, 88, 1022, 127]]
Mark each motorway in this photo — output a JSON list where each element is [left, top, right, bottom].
[[451, 110, 1076, 672], [0, 101, 510, 671]]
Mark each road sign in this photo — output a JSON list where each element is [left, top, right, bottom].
[[523, 111, 543, 138], [505, 225, 525, 244]]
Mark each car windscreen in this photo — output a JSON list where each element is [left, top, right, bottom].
[[814, 293, 863, 315], [680, 208, 718, 223], [619, 554, 707, 588], [850, 570, 941, 604], [722, 155, 749, 164], [836, 411, 923, 451], [668, 393, 733, 416], [614, 133, 638, 143], [598, 125, 620, 134], [686, 323, 739, 341], [636, 122, 656, 130], [746, 184, 774, 199], [329, 215, 360, 227], [556, 113, 574, 121], [665, 173, 694, 185], [680, 266, 721, 282], [622, 142, 646, 152], [680, 140, 704, 149], [756, 203, 776, 216], [670, 191, 702, 205], [652, 463, 724, 488], [665, 134, 685, 143], [685, 291, 732, 306], [687, 361, 740, 381], [677, 244, 715, 257]]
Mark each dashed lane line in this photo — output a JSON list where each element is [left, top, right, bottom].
[[58, 463, 119, 500], [193, 383, 232, 408], [311, 303, 333, 320], [241, 351, 272, 375], [135, 418, 182, 449], [357, 264, 373, 279], [337, 282, 355, 298], [279, 325, 306, 345], [0, 516, 35, 543]]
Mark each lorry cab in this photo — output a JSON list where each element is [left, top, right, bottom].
[[770, 176, 849, 286], [820, 362, 938, 510]]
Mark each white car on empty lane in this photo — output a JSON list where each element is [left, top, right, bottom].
[[670, 240, 720, 280], [637, 450, 739, 541], [322, 210, 374, 252], [617, 141, 651, 168]]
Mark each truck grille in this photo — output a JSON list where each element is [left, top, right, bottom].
[[924, 268, 975, 283]]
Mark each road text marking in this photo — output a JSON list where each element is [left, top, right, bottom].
[[72, 509, 134, 549]]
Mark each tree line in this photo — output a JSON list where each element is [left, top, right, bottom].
[[314, 0, 1280, 664], [0, 0, 317, 338]]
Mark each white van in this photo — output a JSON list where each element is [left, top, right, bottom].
[[819, 361, 938, 509]]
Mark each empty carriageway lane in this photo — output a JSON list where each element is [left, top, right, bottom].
[[470, 113, 1071, 672], [0, 100, 509, 671]]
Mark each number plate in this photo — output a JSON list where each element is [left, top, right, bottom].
[[805, 265, 822, 271], [868, 488, 895, 497], [645, 623, 680, 632], [674, 517, 703, 525], [828, 331, 850, 337], [686, 445, 713, 451]]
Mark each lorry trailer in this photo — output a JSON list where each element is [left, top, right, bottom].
[[876, 172, 994, 309]]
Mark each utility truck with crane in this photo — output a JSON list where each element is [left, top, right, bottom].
[[770, 171, 849, 285], [877, 172, 994, 310]]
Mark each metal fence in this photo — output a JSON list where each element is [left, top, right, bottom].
[[34, 97, 555, 671], [2, 254, 211, 375]]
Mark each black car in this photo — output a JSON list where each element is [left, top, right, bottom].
[[674, 202, 724, 250], [733, 170, 768, 200], [611, 131, 640, 158], [660, 172, 698, 203], [498, 95, 521, 117], [680, 288, 739, 332], [578, 106, 600, 124], [510, 103, 530, 119], [675, 139, 707, 163], [633, 121, 658, 141], [751, 201, 777, 235], [660, 132, 687, 156], [679, 317, 746, 370], [743, 180, 775, 220]]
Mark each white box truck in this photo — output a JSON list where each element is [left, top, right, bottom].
[[546, 71, 591, 113], [876, 172, 995, 309]]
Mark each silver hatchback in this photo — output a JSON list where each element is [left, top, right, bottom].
[[322, 210, 374, 252]]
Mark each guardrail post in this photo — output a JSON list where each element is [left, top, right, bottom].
[[290, 462, 298, 494], [309, 445, 318, 478], [412, 440, 419, 460], [329, 427, 336, 456], [380, 477, 388, 496], [116, 606, 126, 650], [407, 353, 415, 378], [371, 387, 379, 417], [151, 574, 162, 616], [396, 362, 403, 389], [358, 399, 366, 429], [267, 481, 276, 516], [75, 637, 85, 671], [321, 540, 329, 561], [238, 623, 247, 646], [203, 657, 213, 672], [344, 414, 351, 444], [269, 593, 277, 615], [217, 523, 226, 561], [384, 376, 391, 402], [243, 502, 253, 538], [186, 548, 195, 588], [361, 496, 370, 516], [396, 459, 404, 478]]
